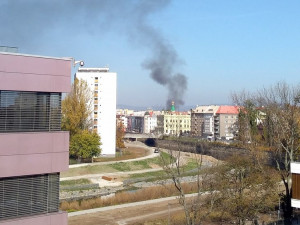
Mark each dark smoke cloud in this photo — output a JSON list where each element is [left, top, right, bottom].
[[0, 0, 187, 108]]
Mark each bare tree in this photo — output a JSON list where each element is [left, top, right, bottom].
[[233, 81, 300, 218], [257, 82, 300, 217], [160, 141, 216, 225], [212, 155, 279, 225]]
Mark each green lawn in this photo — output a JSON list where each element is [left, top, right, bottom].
[[60, 178, 91, 186], [61, 153, 170, 178], [126, 158, 202, 182]]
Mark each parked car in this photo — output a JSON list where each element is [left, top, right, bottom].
[[154, 148, 159, 153]]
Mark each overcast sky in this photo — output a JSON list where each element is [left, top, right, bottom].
[[1, 0, 300, 109]]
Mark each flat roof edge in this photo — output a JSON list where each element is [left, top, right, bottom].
[[0, 51, 73, 61]]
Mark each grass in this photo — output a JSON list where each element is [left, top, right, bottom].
[[60, 178, 98, 192], [125, 158, 203, 183], [128, 170, 167, 179], [61, 164, 120, 177], [61, 186, 99, 192], [69, 146, 149, 165], [60, 178, 91, 186], [93, 146, 149, 163], [62, 153, 167, 178]]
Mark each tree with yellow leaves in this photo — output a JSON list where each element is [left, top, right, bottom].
[[62, 78, 101, 160], [62, 78, 92, 136], [116, 122, 125, 148]]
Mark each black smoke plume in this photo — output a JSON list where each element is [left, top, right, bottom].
[[0, 0, 187, 108]]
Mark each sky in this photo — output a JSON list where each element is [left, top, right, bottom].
[[1, 0, 300, 109]]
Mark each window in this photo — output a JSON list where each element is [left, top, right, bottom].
[[0, 173, 59, 221], [0, 91, 61, 132]]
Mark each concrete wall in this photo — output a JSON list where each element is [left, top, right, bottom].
[[0, 132, 69, 178], [0, 53, 71, 93]]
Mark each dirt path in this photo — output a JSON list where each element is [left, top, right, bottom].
[[68, 198, 183, 225]]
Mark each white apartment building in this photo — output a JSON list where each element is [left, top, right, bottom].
[[76, 67, 117, 156], [144, 112, 157, 134]]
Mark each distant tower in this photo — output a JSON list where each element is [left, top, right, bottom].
[[171, 101, 176, 112]]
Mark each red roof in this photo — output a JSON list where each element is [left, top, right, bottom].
[[216, 106, 239, 114]]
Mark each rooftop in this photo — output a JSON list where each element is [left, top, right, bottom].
[[78, 67, 110, 72], [0, 51, 72, 61], [216, 106, 239, 114]]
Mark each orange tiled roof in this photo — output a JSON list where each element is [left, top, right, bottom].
[[216, 106, 239, 114]]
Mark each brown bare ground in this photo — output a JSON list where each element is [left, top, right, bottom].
[[93, 146, 149, 163], [61, 183, 199, 212], [68, 199, 183, 225]]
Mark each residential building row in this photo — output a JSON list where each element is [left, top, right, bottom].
[[117, 103, 239, 141], [191, 105, 239, 140]]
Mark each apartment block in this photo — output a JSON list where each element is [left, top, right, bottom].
[[76, 68, 117, 156], [127, 116, 144, 133], [0, 52, 71, 224], [163, 112, 191, 136], [144, 111, 157, 134], [191, 105, 219, 138], [214, 106, 239, 140]]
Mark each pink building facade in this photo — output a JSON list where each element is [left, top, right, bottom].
[[0, 52, 71, 225]]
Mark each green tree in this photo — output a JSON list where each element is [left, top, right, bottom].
[[61, 78, 92, 136], [70, 130, 101, 160]]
